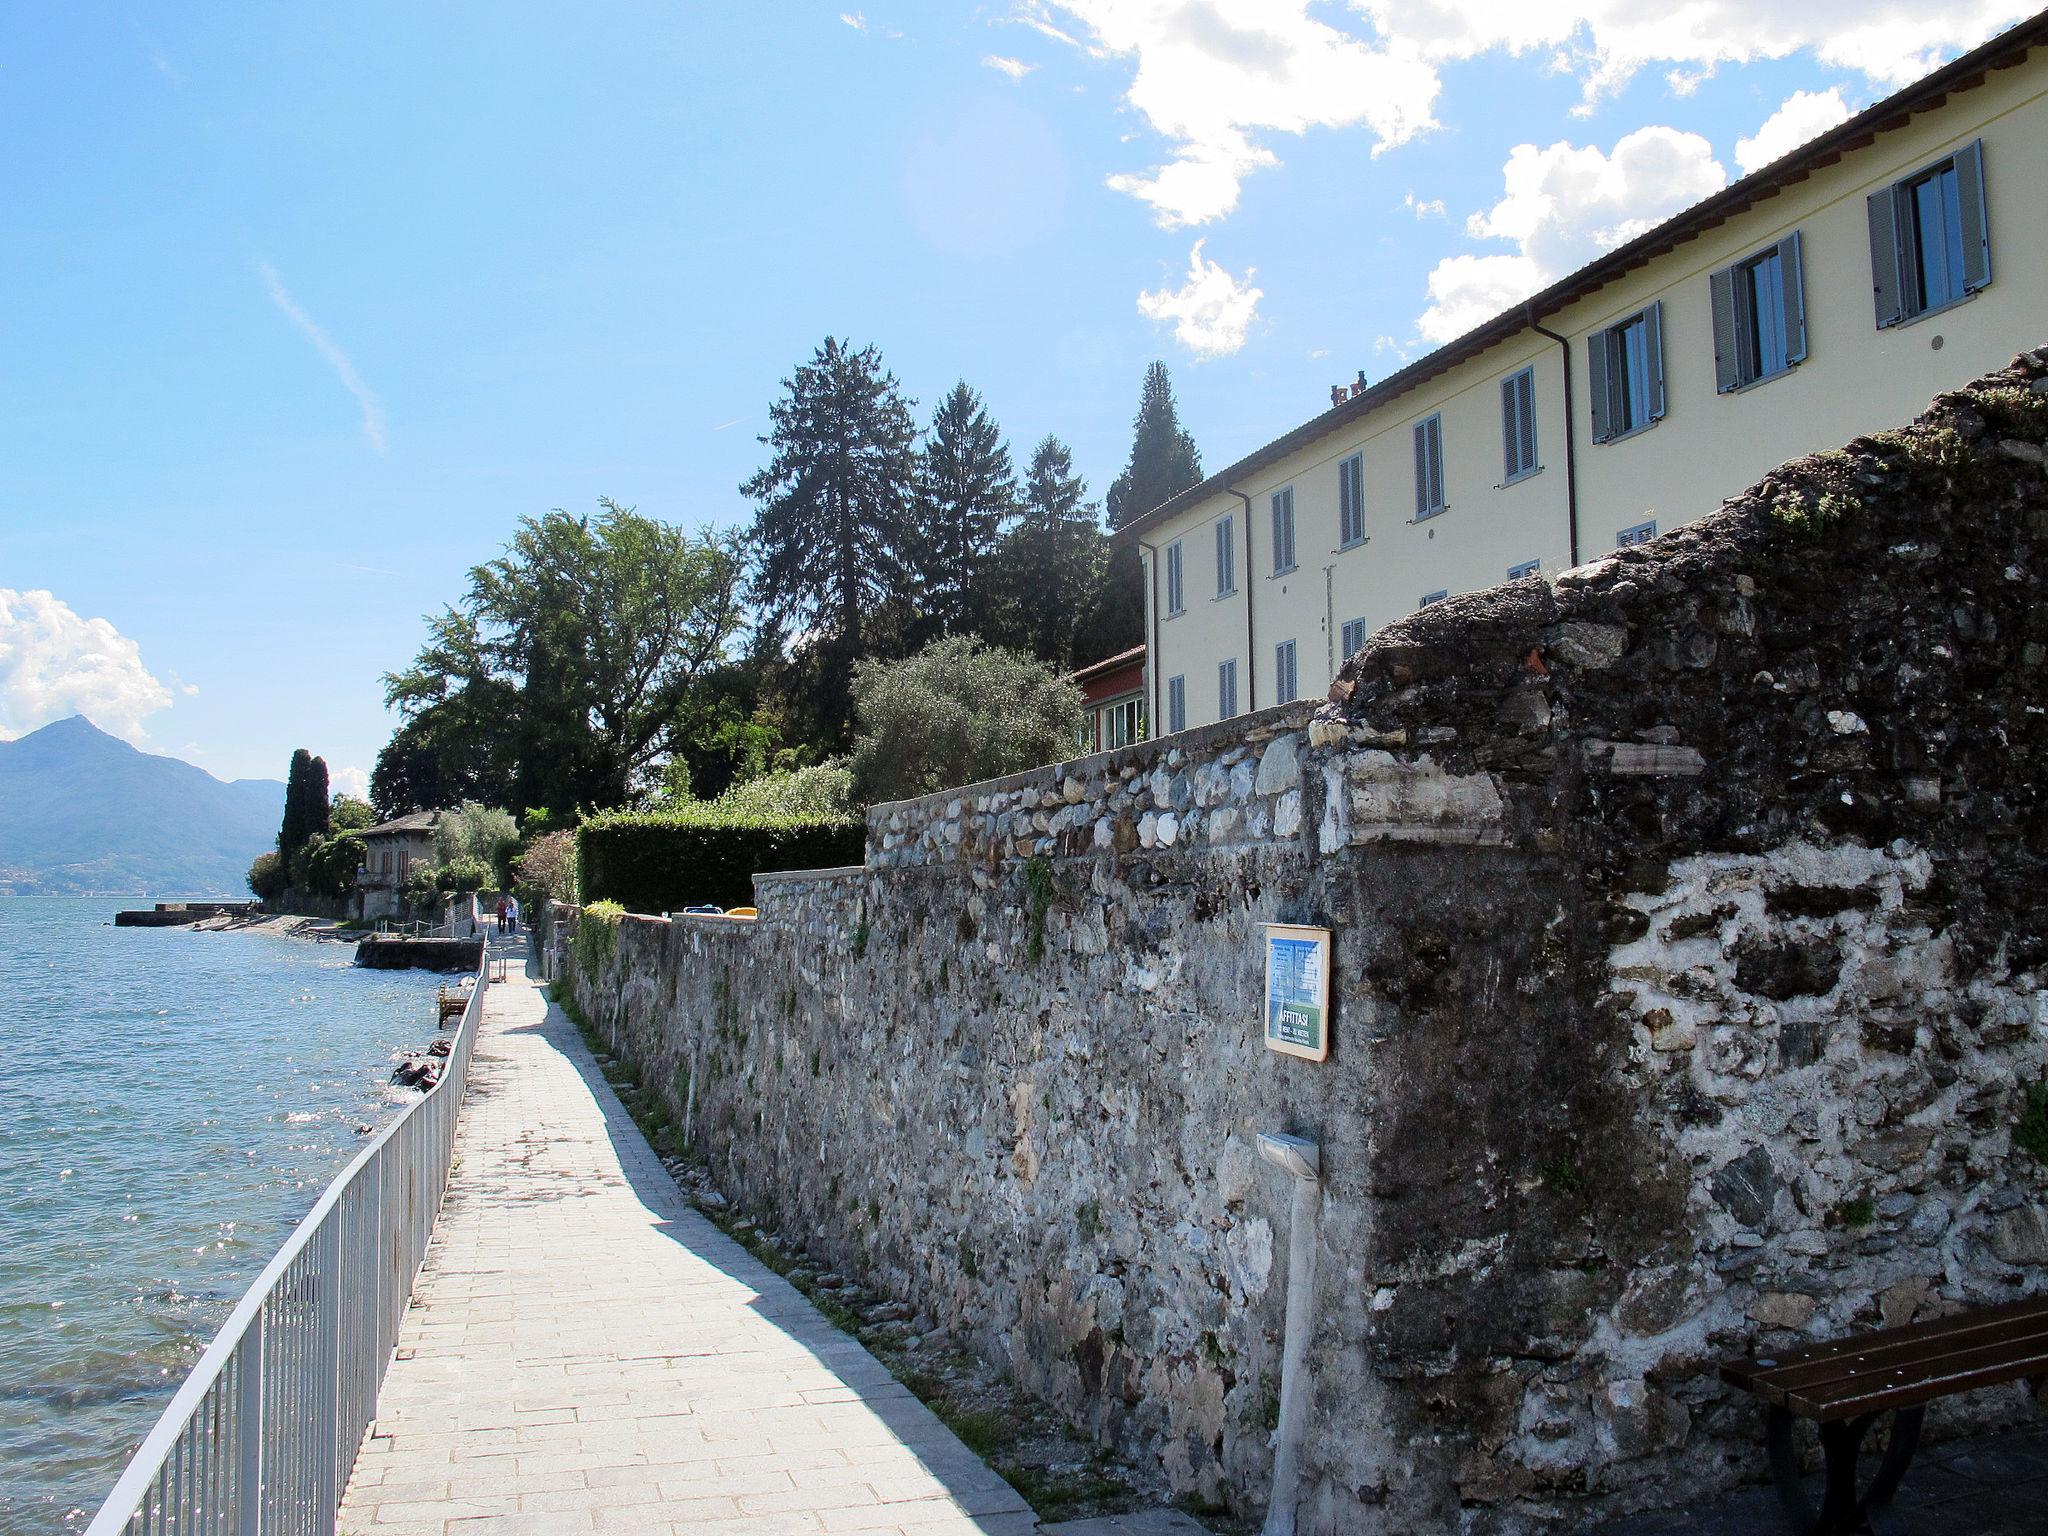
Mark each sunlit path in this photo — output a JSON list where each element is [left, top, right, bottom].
[[338, 946, 1035, 1536]]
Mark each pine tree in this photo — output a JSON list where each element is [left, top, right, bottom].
[[277, 749, 331, 871], [742, 337, 918, 741], [1104, 361, 1203, 529], [1083, 362, 1204, 661], [988, 436, 1107, 668], [909, 381, 1015, 640]]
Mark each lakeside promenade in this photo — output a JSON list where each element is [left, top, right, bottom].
[[337, 943, 1037, 1536]]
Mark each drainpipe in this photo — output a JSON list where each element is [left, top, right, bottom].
[[1228, 487, 1257, 711], [1528, 305, 1581, 569], [1136, 534, 1161, 739], [1258, 1132, 1322, 1536]]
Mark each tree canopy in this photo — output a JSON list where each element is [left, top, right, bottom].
[[380, 501, 744, 813], [277, 749, 330, 870], [849, 635, 1083, 803], [988, 435, 1107, 669], [910, 381, 1015, 641]]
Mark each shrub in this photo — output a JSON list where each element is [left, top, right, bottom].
[[247, 851, 287, 902], [578, 803, 864, 913], [516, 828, 579, 908], [434, 801, 520, 886], [573, 899, 626, 976], [435, 856, 493, 894], [706, 761, 855, 820], [850, 635, 1083, 803], [402, 864, 442, 911], [299, 830, 367, 899]]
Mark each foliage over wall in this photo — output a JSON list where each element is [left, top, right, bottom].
[[578, 804, 863, 913]]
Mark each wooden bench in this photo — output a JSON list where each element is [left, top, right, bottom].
[[1721, 1294, 2048, 1534]]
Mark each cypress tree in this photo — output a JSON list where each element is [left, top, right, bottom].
[[909, 381, 1016, 640], [988, 436, 1106, 668], [276, 749, 332, 870], [1083, 362, 1204, 661]]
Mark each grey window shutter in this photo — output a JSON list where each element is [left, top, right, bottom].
[[1500, 377, 1517, 481], [1955, 138, 1991, 292], [1867, 186, 1905, 327], [1517, 370, 1537, 471], [1709, 266, 1742, 392], [1588, 333, 1612, 443], [1778, 231, 1808, 363], [1413, 421, 1428, 517], [1644, 301, 1666, 421]]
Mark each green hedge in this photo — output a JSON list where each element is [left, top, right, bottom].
[[577, 806, 865, 914]]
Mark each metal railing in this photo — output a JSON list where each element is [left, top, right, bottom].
[[84, 961, 489, 1536]]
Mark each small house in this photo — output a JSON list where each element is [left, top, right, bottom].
[[357, 811, 439, 919]]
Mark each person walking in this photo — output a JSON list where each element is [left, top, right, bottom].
[[494, 895, 508, 934], [505, 895, 520, 936]]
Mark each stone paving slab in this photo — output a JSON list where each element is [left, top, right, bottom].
[[338, 946, 1037, 1536], [1591, 1417, 2048, 1535]]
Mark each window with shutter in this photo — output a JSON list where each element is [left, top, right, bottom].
[[1215, 515, 1235, 596], [1167, 676, 1186, 734], [1591, 306, 1666, 442], [1340, 617, 1367, 656], [1164, 541, 1184, 615], [1501, 368, 1539, 481], [1617, 521, 1657, 548], [1874, 141, 1992, 328], [1275, 640, 1297, 703], [1217, 659, 1238, 719], [1413, 414, 1446, 518], [1338, 453, 1365, 547], [1271, 488, 1296, 573], [1508, 559, 1540, 580], [1712, 234, 1807, 391], [1420, 590, 1447, 608]]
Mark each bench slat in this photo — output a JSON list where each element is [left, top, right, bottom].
[[1721, 1295, 2048, 1409], [1736, 1313, 2048, 1404], [1784, 1337, 2048, 1421]]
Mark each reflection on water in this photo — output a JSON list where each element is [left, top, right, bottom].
[[0, 900, 445, 1534]]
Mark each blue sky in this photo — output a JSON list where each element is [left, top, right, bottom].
[[2, 1, 2031, 789]]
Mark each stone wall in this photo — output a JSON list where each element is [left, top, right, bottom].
[[562, 354, 2048, 1533]]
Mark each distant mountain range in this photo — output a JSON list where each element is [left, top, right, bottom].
[[0, 717, 284, 897]]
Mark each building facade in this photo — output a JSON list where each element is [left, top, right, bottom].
[[1117, 20, 2048, 737], [356, 811, 439, 919], [1070, 644, 1148, 753]]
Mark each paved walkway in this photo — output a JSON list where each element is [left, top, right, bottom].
[[338, 947, 1036, 1536]]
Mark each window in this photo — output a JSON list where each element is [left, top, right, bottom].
[[1271, 487, 1296, 573], [1508, 559, 1541, 580], [1712, 234, 1807, 391], [1501, 368, 1539, 482], [1166, 675, 1186, 735], [1420, 590, 1447, 607], [1164, 540, 1185, 616], [1275, 640, 1298, 703], [1218, 658, 1239, 719], [1617, 521, 1658, 548], [1104, 697, 1142, 750], [1338, 452, 1366, 547], [1340, 617, 1368, 656], [1412, 414, 1446, 519], [1869, 140, 1990, 327], [1589, 302, 1666, 443], [1215, 515, 1236, 596]]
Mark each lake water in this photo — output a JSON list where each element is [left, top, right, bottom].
[[0, 899, 448, 1535]]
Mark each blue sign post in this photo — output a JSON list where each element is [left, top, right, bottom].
[[1263, 924, 1331, 1062]]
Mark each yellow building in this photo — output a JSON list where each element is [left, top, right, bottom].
[[1115, 17, 2048, 738]]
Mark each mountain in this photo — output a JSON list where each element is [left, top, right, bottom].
[[0, 717, 285, 897]]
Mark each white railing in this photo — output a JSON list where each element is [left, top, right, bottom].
[[84, 961, 489, 1536]]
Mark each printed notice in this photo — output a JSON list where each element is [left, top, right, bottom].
[[1263, 924, 1331, 1062]]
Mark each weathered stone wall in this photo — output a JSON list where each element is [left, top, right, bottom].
[[563, 354, 2048, 1532]]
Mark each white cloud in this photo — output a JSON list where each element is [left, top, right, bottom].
[[1416, 126, 1727, 343], [0, 589, 174, 743], [1349, 1, 2032, 105], [1404, 191, 1446, 219], [258, 261, 387, 454], [331, 765, 370, 801], [1028, 1, 2026, 221], [1034, 1, 1439, 226], [1136, 239, 1263, 357], [1736, 86, 1853, 174], [840, 11, 868, 32], [983, 54, 1037, 80]]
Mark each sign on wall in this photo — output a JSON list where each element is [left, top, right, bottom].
[[1263, 924, 1331, 1062]]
